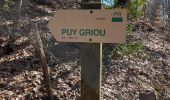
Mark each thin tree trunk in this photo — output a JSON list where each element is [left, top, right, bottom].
[[33, 24, 54, 100], [5, 0, 22, 54]]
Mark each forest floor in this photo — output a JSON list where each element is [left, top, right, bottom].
[[0, 0, 170, 100]]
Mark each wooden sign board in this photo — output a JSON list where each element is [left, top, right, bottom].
[[48, 9, 127, 43]]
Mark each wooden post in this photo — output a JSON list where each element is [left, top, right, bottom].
[[33, 24, 54, 100], [80, 1, 102, 100]]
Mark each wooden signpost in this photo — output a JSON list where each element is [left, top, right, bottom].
[[48, 9, 127, 43], [80, 1, 102, 100], [48, 0, 127, 99]]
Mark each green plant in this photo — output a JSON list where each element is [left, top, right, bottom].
[[126, 23, 135, 35], [114, 41, 144, 55], [103, 0, 145, 20], [102, 0, 145, 56], [128, 0, 145, 20], [155, 84, 162, 97], [3, 0, 9, 11], [117, 0, 145, 55]]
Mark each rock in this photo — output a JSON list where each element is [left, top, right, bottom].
[[7, 91, 14, 96], [57, 78, 63, 83], [139, 90, 156, 100]]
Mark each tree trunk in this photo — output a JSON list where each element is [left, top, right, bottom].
[[4, 0, 22, 54], [33, 24, 54, 100]]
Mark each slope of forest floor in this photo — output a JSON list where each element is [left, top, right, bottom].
[[0, 0, 170, 99]]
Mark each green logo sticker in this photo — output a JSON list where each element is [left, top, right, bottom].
[[112, 18, 123, 22]]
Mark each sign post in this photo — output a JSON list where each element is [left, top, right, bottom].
[[80, 1, 102, 100], [48, 1, 127, 99]]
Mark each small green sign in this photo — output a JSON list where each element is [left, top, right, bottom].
[[112, 18, 123, 22]]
